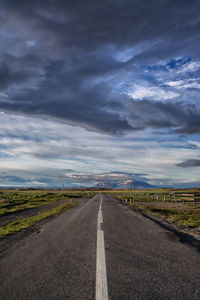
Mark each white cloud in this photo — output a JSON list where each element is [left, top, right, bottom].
[[111, 41, 154, 63], [187, 140, 200, 148], [31, 181, 47, 186], [26, 40, 36, 47], [166, 79, 200, 89], [0, 92, 8, 98], [0, 112, 199, 186], [129, 84, 179, 100], [178, 61, 200, 74]]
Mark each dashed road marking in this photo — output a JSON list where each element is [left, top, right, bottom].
[[96, 194, 108, 300]]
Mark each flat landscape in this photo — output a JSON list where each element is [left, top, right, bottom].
[[107, 188, 200, 233], [0, 189, 200, 299], [1, 1, 200, 299], [0, 189, 95, 237]]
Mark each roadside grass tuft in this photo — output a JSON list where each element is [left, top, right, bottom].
[[138, 205, 200, 231], [0, 203, 75, 238], [167, 212, 200, 230]]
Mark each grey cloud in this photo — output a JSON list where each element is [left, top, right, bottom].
[[0, 175, 28, 183], [1, 83, 200, 135], [0, 136, 114, 160], [0, 1, 199, 135], [65, 171, 147, 184], [187, 143, 199, 149], [0, 59, 132, 134], [2, 0, 200, 57], [0, 170, 148, 187], [176, 159, 200, 167], [0, 54, 45, 89], [0, 63, 28, 89], [32, 146, 114, 160], [126, 100, 200, 134]]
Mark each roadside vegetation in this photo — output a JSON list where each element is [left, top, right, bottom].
[[0, 189, 95, 217], [0, 189, 96, 238], [106, 188, 200, 231], [136, 205, 200, 230], [105, 188, 200, 202], [0, 202, 75, 238]]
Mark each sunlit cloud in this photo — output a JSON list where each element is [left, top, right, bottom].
[[166, 79, 200, 89], [129, 84, 179, 100]]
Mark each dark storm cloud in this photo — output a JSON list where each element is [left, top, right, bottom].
[[2, 0, 200, 56], [176, 159, 200, 167], [0, 62, 27, 89], [0, 54, 45, 89], [126, 101, 200, 134], [0, 0, 200, 134]]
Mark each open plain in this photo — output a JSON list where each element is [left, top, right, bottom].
[[0, 192, 200, 299]]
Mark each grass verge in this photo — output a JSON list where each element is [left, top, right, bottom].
[[0, 203, 75, 238], [105, 188, 200, 203], [136, 205, 200, 231], [0, 189, 95, 217]]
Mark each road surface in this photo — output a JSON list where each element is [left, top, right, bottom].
[[0, 193, 200, 299]]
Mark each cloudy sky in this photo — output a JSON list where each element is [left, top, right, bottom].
[[0, 0, 200, 187]]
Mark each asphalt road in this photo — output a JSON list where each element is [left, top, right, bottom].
[[0, 193, 200, 299]]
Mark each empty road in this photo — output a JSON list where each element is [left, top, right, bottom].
[[0, 193, 200, 299]]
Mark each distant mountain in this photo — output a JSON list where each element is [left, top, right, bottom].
[[94, 180, 157, 189]]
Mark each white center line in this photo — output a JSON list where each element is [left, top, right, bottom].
[[96, 194, 108, 300]]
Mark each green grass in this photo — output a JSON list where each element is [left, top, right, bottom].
[[0, 203, 75, 238], [0, 189, 96, 217], [106, 189, 200, 231], [105, 188, 200, 202], [105, 189, 169, 202], [136, 205, 200, 231]]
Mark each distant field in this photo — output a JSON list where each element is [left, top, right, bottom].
[[0, 189, 96, 217], [1, 188, 200, 238], [106, 188, 200, 231], [105, 188, 200, 202], [0, 189, 96, 237], [0, 189, 95, 237]]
